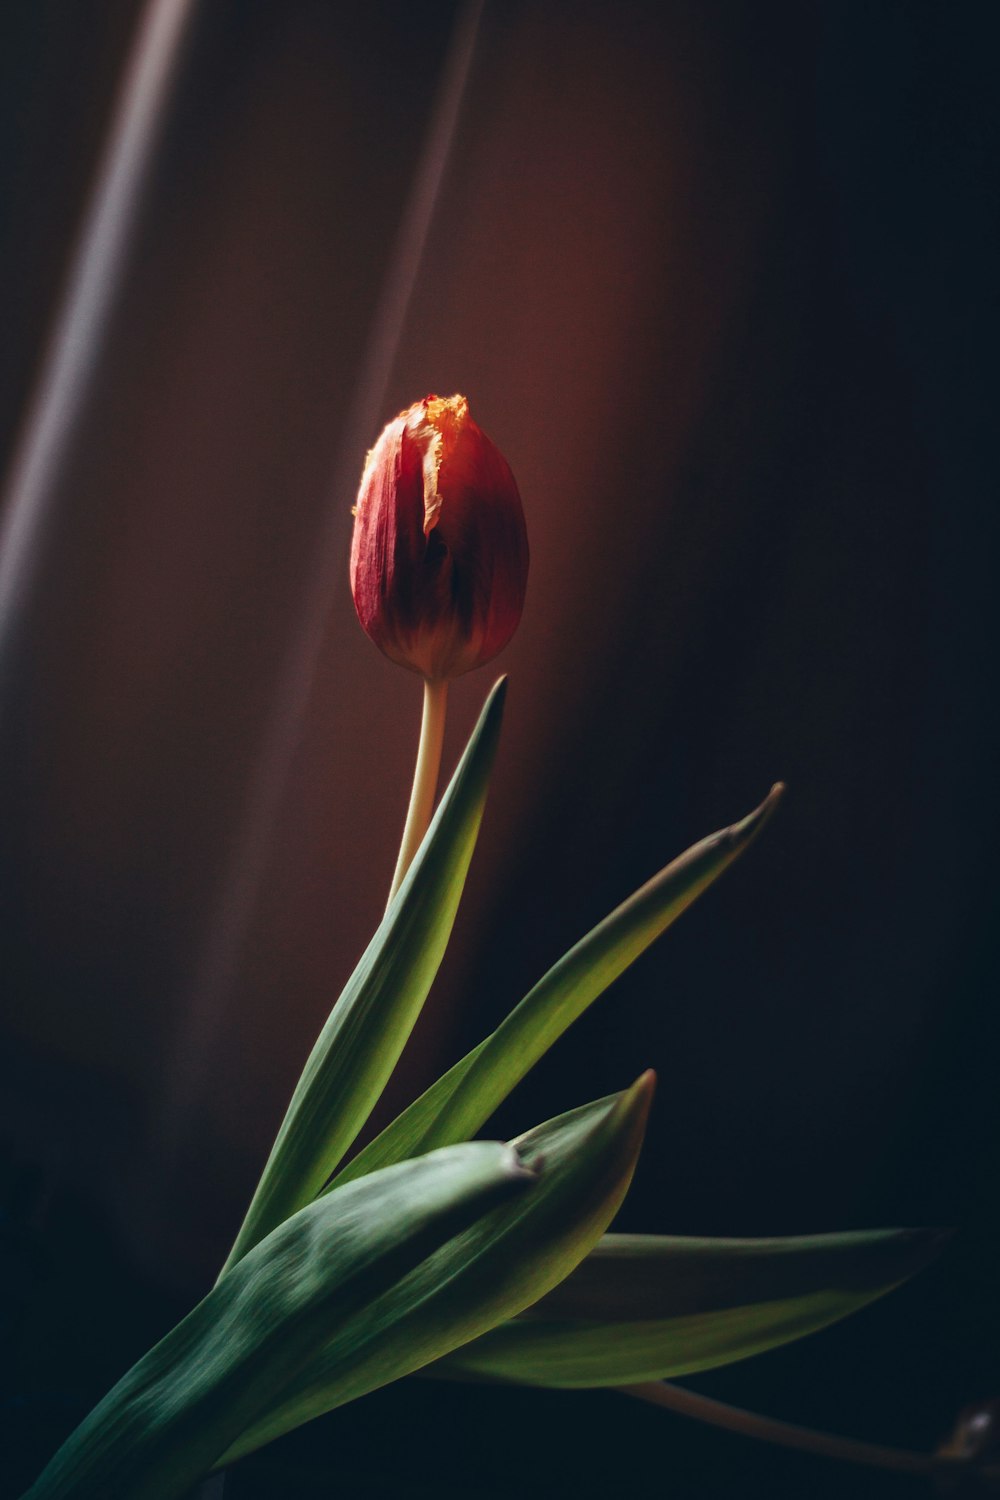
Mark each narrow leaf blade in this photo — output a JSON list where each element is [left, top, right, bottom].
[[221, 678, 508, 1273], [218, 1073, 656, 1466], [331, 786, 783, 1191], [25, 1142, 531, 1500], [429, 1227, 949, 1387]]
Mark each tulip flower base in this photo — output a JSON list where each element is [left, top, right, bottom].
[[21, 401, 950, 1500]]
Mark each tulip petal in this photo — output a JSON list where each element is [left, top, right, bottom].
[[219, 679, 508, 1275], [24, 1142, 533, 1500], [428, 1227, 949, 1387], [351, 395, 528, 680], [215, 1074, 655, 1467], [328, 785, 783, 1191]]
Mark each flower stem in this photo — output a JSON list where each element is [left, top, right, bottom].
[[387, 677, 449, 909], [620, 1382, 960, 1480]]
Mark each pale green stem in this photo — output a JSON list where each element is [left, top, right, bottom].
[[386, 677, 449, 909], [620, 1382, 988, 1482]]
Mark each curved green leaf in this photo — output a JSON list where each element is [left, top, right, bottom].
[[429, 1227, 949, 1387], [221, 678, 508, 1274], [330, 785, 783, 1191], [25, 1142, 532, 1500], [217, 1073, 656, 1467]]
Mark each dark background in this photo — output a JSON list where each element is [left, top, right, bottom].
[[1, 2, 997, 1496]]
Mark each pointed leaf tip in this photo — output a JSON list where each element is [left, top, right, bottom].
[[484, 673, 508, 712], [727, 781, 785, 846], [616, 1070, 657, 1148], [627, 1069, 657, 1115], [458, 674, 507, 769], [764, 779, 786, 810], [884, 1226, 954, 1281]]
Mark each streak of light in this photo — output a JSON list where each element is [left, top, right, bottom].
[[0, 0, 201, 681], [160, 1, 486, 1152]]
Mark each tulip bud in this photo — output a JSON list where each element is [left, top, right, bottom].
[[350, 394, 528, 680]]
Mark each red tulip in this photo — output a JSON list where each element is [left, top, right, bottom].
[[350, 394, 529, 680]]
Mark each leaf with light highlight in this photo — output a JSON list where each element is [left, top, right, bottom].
[[329, 786, 783, 1193], [216, 1074, 655, 1467], [24, 1142, 532, 1500], [428, 1227, 949, 1387], [220, 678, 508, 1275]]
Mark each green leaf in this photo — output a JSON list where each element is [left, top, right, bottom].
[[220, 678, 508, 1275], [24, 1142, 532, 1500], [329, 785, 783, 1191], [428, 1227, 950, 1387], [216, 1073, 656, 1467]]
